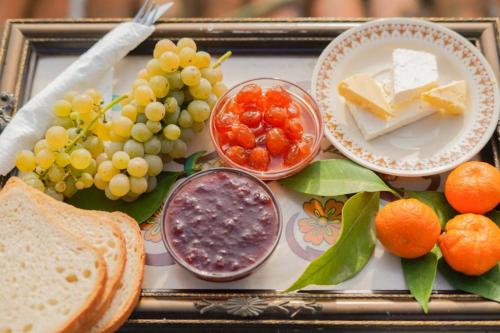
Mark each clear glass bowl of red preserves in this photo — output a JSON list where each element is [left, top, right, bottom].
[[210, 78, 323, 180], [161, 168, 282, 282]]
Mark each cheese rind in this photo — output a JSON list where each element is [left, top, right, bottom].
[[421, 80, 467, 115], [392, 48, 438, 106], [338, 73, 393, 119]]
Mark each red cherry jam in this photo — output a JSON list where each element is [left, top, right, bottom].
[[213, 83, 316, 173], [162, 169, 281, 281]]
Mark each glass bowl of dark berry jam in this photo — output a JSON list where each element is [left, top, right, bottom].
[[210, 78, 323, 180], [161, 168, 282, 282]]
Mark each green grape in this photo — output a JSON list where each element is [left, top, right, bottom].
[[163, 124, 181, 140], [45, 187, 63, 201], [206, 93, 218, 109], [135, 104, 146, 114], [47, 165, 64, 182], [189, 78, 212, 99], [191, 121, 205, 133], [84, 89, 103, 104], [154, 39, 177, 59], [134, 85, 155, 106], [23, 176, 45, 192], [95, 152, 108, 166], [121, 104, 137, 122], [131, 123, 153, 142], [75, 180, 85, 190], [136, 113, 147, 124], [72, 94, 94, 114], [160, 138, 174, 154], [70, 148, 92, 170], [67, 127, 79, 140], [179, 48, 196, 68], [36, 149, 55, 170], [55, 151, 71, 167], [54, 180, 66, 193], [144, 154, 163, 176], [82, 135, 104, 157], [194, 51, 211, 69], [94, 173, 108, 190], [127, 157, 148, 177], [179, 128, 194, 143], [83, 159, 97, 175], [164, 97, 179, 114], [132, 78, 148, 90], [123, 139, 144, 158], [104, 141, 124, 158], [177, 37, 197, 51], [45, 126, 68, 151], [104, 185, 120, 201], [63, 90, 78, 103], [146, 59, 165, 77], [144, 136, 161, 155], [168, 90, 184, 106], [108, 174, 130, 197], [159, 51, 180, 72], [149, 75, 169, 98], [15, 150, 36, 172], [165, 71, 184, 90], [146, 176, 157, 193], [146, 120, 162, 134], [129, 176, 148, 195], [187, 100, 211, 122], [163, 107, 180, 125], [112, 151, 130, 170], [34, 139, 48, 154], [200, 67, 223, 84], [109, 130, 128, 143], [97, 160, 119, 182], [213, 82, 228, 98], [170, 140, 187, 158], [180, 66, 201, 86], [19, 171, 38, 182], [111, 115, 133, 138], [178, 110, 194, 128], [52, 116, 74, 129], [80, 172, 94, 188], [145, 102, 166, 122], [137, 68, 150, 81], [122, 192, 139, 202], [63, 177, 77, 198], [53, 99, 72, 117]]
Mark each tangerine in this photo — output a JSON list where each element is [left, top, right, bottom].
[[375, 198, 441, 259], [445, 161, 500, 214], [439, 214, 500, 276]]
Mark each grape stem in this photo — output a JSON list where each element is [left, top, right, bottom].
[[65, 94, 128, 151], [212, 51, 232, 69]]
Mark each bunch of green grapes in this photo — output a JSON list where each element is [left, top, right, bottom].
[[16, 37, 229, 202]]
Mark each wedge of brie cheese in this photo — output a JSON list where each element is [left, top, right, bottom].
[[392, 48, 438, 107], [348, 100, 439, 141], [338, 73, 393, 119], [421, 80, 467, 115]]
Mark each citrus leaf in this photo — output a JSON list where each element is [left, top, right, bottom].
[[184, 150, 206, 176], [401, 247, 440, 313], [284, 192, 379, 292], [487, 210, 500, 225], [438, 259, 500, 302], [67, 171, 180, 223], [406, 191, 457, 229], [280, 159, 399, 197]]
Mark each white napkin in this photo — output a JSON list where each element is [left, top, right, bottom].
[[0, 3, 172, 176]]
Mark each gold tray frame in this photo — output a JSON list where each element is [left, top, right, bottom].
[[1, 18, 499, 332]]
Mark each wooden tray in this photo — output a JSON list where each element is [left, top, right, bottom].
[[1, 18, 499, 332]]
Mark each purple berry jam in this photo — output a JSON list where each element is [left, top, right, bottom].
[[163, 169, 280, 277]]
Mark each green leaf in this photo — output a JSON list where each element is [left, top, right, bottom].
[[67, 171, 180, 223], [406, 191, 457, 229], [438, 259, 500, 302], [280, 159, 399, 197], [284, 192, 379, 292], [487, 210, 500, 225], [184, 150, 205, 176], [401, 247, 440, 313]]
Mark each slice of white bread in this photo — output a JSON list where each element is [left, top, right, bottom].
[[0, 179, 107, 333], [8, 177, 127, 328], [89, 212, 145, 333]]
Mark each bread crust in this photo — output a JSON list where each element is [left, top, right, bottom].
[[0, 177, 108, 333], [5, 177, 127, 332]]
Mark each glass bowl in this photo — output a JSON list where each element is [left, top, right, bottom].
[[209, 78, 324, 180], [160, 168, 283, 282]]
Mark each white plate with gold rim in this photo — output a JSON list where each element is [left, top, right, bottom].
[[311, 18, 499, 177]]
